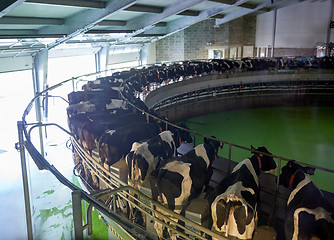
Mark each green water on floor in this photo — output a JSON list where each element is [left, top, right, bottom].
[[183, 106, 334, 193]]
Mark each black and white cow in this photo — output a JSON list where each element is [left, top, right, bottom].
[[126, 129, 186, 190], [208, 146, 276, 240], [279, 160, 334, 240], [68, 111, 147, 152], [67, 89, 121, 105], [66, 99, 128, 117], [96, 122, 161, 166], [149, 137, 223, 239], [125, 130, 182, 226]]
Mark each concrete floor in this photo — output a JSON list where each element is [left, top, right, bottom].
[[0, 72, 33, 239], [0, 73, 75, 239], [0, 149, 28, 240], [0, 125, 75, 240]]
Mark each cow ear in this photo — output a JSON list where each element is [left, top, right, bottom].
[[303, 167, 315, 175], [287, 160, 295, 168], [204, 137, 209, 144], [250, 145, 255, 153]]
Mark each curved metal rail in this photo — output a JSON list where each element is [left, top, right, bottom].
[[18, 65, 334, 240]]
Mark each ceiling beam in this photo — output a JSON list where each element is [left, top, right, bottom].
[[0, 16, 64, 25], [209, 0, 235, 5], [26, 0, 105, 9], [0, 29, 64, 38], [145, 0, 252, 41], [66, 39, 117, 44], [98, 20, 126, 26], [177, 10, 200, 16], [0, 29, 37, 36], [0, 0, 26, 18], [163, 2, 244, 34], [37, 0, 140, 50], [215, 0, 287, 26], [0, 44, 45, 51], [124, 0, 206, 37], [155, 22, 167, 27], [134, 33, 165, 37], [211, 14, 225, 18], [125, 4, 163, 13], [209, 0, 258, 9], [87, 30, 134, 34], [0, 34, 64, 39], [259, 0, 305, 12]]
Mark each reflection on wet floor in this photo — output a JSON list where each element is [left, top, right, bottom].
[[0, 137, 75, 239], [0, 150, 28, 239], [0, 63, 113, 239]]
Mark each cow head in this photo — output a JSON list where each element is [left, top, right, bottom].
[[279, 160, 315, 189], [178, 123, 193, 143], [204, 136, 224, 161], [251, 146, 276, 174]]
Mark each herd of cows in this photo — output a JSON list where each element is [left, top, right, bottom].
[[67, 58, 334, 240]]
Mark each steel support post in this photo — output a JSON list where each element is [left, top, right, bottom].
[[87, 204, 93, 235], [32, 50, 48, 157], [72, 190, 84, 239], [271, 10, 277, 57], [326, 0, 334, 56], [228, 143, 232, 174], [95, 45, 109, 74], [268, 157, 282, 226], [17, 121, 33, 240]]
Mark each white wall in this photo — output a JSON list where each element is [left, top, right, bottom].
[[140, 42, 156, 66], [0, 56, 32, 73], [108, 52, 140, 65], [256, 0, 334, 48]]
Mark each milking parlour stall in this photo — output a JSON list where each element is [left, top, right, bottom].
[[18, 57, 334, 240]]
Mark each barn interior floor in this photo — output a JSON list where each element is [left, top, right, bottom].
[[0, 149, 28, 240]]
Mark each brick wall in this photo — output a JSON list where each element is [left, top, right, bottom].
[[155, 17, 256, 61], [242, 16, 256, 46], [156, 31, 184, 62], [184, 19, 216, 60]]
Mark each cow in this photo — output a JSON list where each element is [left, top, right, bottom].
[[207, 146, 276, 240], [81, 79, 123, 91], [66, 99, 128, 117], [124, 130, 182, 225], [126, 130, 183, 190], [68, 111, 147, 152], [67, 89, 120, 105], [279, 160, 334, 240], [149, 137, 223, 239], [96, 122, 161, 166]]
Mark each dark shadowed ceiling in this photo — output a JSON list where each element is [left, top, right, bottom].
[[0, 0, 303, 58]]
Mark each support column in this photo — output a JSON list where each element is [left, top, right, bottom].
[[72, 190, 84, 239], [17, 121, 33, 240], [326, 0, 334, 56], [271, 10, 277, 57], [95, 45, 110, 73], [32, 49, 48, 157]]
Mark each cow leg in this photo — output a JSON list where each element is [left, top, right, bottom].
[[212, 198, 228, 232], [153, 205, 170, 240], [153, 219, 164, 240], [232, 202, 255, 239]]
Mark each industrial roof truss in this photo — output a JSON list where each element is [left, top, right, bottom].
[[0, 0, 304, 58]]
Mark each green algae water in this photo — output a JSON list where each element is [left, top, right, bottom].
[[183, 106, 334, 193]]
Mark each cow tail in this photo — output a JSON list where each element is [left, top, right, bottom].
[[224, 200, 233, 233]]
